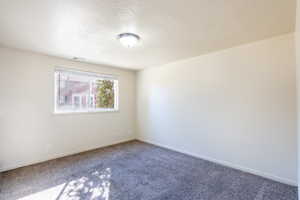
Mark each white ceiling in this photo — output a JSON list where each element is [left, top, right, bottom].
[[0, 0, 296, 70]]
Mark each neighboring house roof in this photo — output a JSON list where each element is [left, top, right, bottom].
[[59, 81, 97, 97]]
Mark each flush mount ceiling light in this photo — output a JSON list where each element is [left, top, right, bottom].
[[118, 33, 140, 48]]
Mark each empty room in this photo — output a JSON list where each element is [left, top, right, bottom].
[[1, 0, 300, 200]]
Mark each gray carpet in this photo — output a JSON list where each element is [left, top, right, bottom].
[[0, 141, 297, 200]]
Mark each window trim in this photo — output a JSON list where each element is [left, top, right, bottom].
[[54, 67, 119, 114]]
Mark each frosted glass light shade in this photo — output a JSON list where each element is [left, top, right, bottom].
[[118, 33, 140, 47]]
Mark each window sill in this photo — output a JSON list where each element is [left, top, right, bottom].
[[53, 109, 119, 115]]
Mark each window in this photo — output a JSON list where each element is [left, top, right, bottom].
[[54, 68, 118, 113]]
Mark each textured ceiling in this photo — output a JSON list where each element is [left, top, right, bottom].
[[0, 0, 296, 70]]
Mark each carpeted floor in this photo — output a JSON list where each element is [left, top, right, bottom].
[[0, 140, 297, 200]]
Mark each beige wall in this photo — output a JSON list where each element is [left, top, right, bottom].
[[137, 34, 297, 185], [0, 47, 136, 172], [296, 0, 300, 194]]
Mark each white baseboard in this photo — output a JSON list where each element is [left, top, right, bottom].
[[0, 138, 135, 172], [138, 138, 297, 187]]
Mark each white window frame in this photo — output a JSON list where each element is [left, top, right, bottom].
[[54, 67, 119, 114]]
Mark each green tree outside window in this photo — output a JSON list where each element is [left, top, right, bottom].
[[96, 80, 115, 108]]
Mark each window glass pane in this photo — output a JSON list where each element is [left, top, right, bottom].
[[55, 69, 118, 113], [95, 80, 115, 109]]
